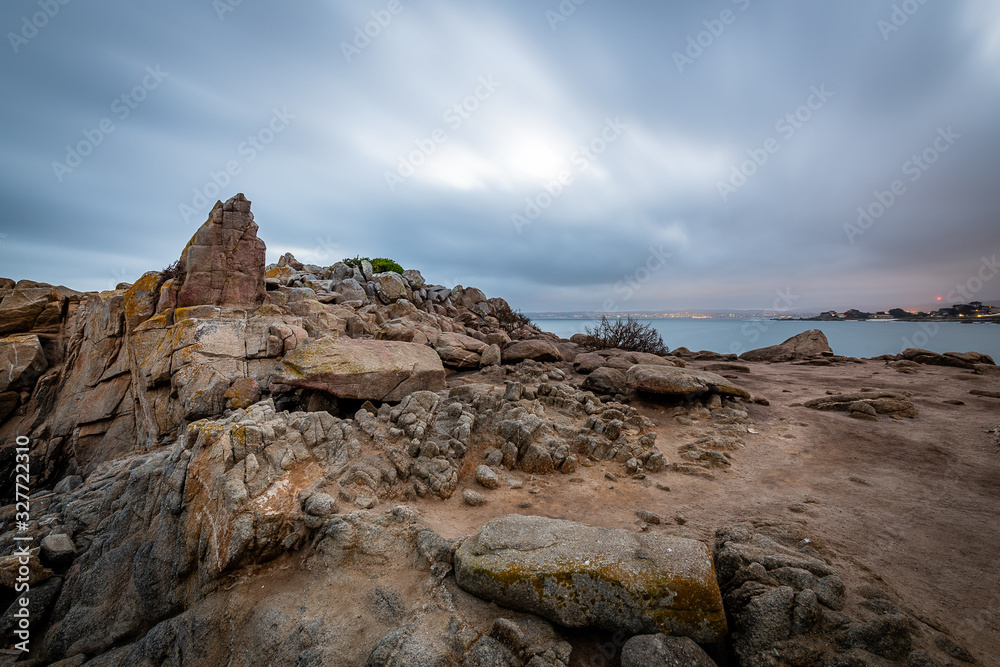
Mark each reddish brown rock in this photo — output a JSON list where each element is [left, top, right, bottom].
[[158, 193, 266, 312]]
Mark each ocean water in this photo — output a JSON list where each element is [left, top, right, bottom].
[[536, 318, 1000, 360]]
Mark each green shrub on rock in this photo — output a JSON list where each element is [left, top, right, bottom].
[[343, 256, 403, 274]]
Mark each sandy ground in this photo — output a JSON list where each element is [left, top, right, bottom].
[[411, 359, 1000, 663]]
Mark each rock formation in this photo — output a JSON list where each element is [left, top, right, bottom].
[[0, 194, 988, 666], [740, 329, 833, 362]]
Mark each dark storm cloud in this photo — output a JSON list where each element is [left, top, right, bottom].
[[1, 0, 998, 312]]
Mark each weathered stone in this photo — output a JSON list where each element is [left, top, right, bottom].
[[0, 333, 48, 392], [0, 555, 53, 588], [373, 272, 408, 303], [454, 515, 727, 642], [480, 344, 502, 367], [335, 278, 367, 303], [435, 332, 487, 369], [581, 367, 627, 395], [224, 377, 261, 410], [0, 287, 58, 334], [621, 634, 718, 667], [162, 194, 267, 311], [740, 329, 832, 362], [475, 464, 502, 489], [40, 534, 77, 569], [270, 336, 446, 401], [627, 365, 750, 399], [502, 340, 562, 364]]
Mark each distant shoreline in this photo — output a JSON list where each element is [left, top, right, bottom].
[[778, 316, 1000, 324]]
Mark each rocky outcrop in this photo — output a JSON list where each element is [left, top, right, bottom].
[[454, 514, 728, 642], [715, 522, 974, 667], [627, 365, 751, 399], [269, 335, 446, 401], [740, 329, 833, 362], [803, 390, 918, 419], [899, 348, 995, 369], [157, 193, 267, 312]]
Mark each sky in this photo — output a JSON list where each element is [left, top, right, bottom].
[[1, 0, 999, 314]]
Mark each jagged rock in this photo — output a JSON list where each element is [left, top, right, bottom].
[[0, 333, 47, 392], [0, 287, 60, 334], [740, 330, 833, 362], [502, 340, 562, 364], [454, 515, 727, 642], [621, 634, 718, 667], [158, 193, 266, 311], [627, 365, 750, 399], [270, 335, 446, 401]]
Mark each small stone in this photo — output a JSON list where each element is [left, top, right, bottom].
[[39, 533, 76, 569], [674, 515, 687, 525], [636, 510, 661, 525], [463, 489, 487, 507], [475, 465, 502, 490]]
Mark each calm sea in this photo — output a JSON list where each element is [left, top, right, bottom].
[[536, 318, 1000, 360]]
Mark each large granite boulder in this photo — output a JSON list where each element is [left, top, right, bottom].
[[502, 340, 562, 364], [434, 332, 488, 369], [454, 515, 727, 642], [269, 335, 446, 401], [739, 329, 832, 362], [626, 365, 750, 399], [158, 193, 266, 312], [0, 333, 47, 392]]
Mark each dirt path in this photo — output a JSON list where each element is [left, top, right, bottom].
[[413, 359, 1000, 662]]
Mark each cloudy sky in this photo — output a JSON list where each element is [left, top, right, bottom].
[[2, 0, 999, 313]]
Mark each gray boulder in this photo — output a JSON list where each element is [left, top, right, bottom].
[[621, 634, 718, 667], [626, 365, 750, 399]]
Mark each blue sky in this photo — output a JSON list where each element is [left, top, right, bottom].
[[2, 0, 999, 312]]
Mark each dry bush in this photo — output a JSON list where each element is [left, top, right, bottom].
[[583, 316, 667, 355]]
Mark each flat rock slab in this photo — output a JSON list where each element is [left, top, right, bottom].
[[269, 335, 445, 402], [454, 515, 727, 642], [627, 365, 750, 399]]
